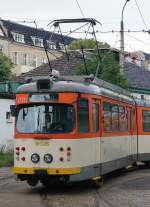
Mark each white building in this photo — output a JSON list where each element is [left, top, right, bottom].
[[0, 97, 14, 151]]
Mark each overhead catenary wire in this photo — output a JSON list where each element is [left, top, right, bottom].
[[125, 33, 150, 47], [75, 0, 85, 18], [134, 0, 148, 30], [54, 29, 150, 34]]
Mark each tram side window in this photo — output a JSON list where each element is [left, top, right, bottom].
[[103, 102, 129, 132], [132, 108, 137, 133], [93, 103, 99, 132], [77, 98, 89, 133], [143, 110, 150, 132], [112, 105, 119, 131], [103, 103, 112, 131], [119, 106, 129, 132]]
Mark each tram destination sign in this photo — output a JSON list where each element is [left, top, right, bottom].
[[29, 93, 58, 102]]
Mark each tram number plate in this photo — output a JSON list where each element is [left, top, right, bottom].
[[34, 170, 47, 175], [35, 141, 49, 146]]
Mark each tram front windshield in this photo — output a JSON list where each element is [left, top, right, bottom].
[[16, 103, 75, 134]]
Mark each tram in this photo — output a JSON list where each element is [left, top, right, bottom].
[[10, 17, 150, 187], [10, 75, 150, 187]]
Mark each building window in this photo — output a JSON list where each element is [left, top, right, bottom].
[[47, 40, 56, 50], [23, 53, 28, 65], [59, 43, 65, 50], [31, 36, 43, 47], [41, 57, 47, 64], [143, 110, 150, 132], [93, 103, 99, 132], [6, 112, 13, 123], [77, 98, 89, 133], [0, 44, 3, 52], [32, 56, 37, 67], [11, 32, 24, 43], [12, 52, 18, 64]]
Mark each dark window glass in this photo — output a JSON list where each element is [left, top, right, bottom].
[[93, 103, 99, 132], [112, 105, 119, 131], [143, 110, 150, 132], [127, 109, 130, 131], [132, 108, 137, 132], [16, 103, 75, 134], [103, 102, 111, 131], [77, 99, 89, 133]]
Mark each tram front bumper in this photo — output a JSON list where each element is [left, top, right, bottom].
[[13, 167, 81, 175]]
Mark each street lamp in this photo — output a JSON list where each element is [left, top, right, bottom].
[[120, 0, 130, 74]]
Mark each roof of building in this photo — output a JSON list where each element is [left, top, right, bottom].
[[15, 53, 83, 82], [14, 54, 150, 91], [0, 19, 74, 47], [143, 52, 150, 61], [124, 62, 150, 90]]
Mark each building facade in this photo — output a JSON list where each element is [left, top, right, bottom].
[[0, 97, 14, 150], [0, 19, 74, 76], [125, 51, 150, 71]]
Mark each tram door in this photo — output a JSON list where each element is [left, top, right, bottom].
[[92, 99, 101, 175]]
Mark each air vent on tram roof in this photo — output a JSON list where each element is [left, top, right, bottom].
[[36, 79, 53, 90]]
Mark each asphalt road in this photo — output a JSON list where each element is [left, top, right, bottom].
[[1, 166, 150, 207]]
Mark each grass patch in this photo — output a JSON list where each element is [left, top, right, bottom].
[[0, 152, 14, 167]]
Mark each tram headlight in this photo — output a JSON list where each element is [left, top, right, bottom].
[[44, 154, 53, 164], [31, 153, 40, 163]]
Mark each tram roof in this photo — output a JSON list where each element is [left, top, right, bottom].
[[16, 76, 134, 104], [134, 98, 150, 107]]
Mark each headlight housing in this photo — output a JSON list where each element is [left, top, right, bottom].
[[31, 153, 40, 163], [44, 154, 53, 164]]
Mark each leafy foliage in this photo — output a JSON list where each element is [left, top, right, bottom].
[[69, 39, 128, 89], [0, 51, 13, 81], [68, 38, 110, 50]]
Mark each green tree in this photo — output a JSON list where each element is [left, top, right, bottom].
[[69, 39, 128, 89], [68, 38, 110, 50], [0, 51, 13, 81]]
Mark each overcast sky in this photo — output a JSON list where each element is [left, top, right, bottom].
[[1, 0, 150, 53]]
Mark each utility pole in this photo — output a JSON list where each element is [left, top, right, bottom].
[[120, 0, 130, 74]]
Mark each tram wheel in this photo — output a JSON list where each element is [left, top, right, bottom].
[[92, 177, 104, 188], [40, 179, 52, 188], [27, 177, 39, 186], [144, 161, 150, 166]]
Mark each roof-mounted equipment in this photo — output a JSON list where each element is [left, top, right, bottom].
[[36, 79, 53, 91]]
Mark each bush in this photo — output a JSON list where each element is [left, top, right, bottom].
[[0, 145, 14, 167]]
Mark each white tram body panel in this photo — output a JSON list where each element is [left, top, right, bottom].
[[14, 138, 99, 169], [138, 135, 150, 161]]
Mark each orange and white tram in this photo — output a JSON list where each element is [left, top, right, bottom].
[[10, 77, 150, 186]]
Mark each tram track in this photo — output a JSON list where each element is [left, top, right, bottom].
[[40, 189, 50, 207], [0, 166, 150, 207], [37, 165, 150, 207], [0, 175, 13, 181]]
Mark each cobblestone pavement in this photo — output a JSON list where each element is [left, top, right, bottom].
[[0, 166, 150, 207]]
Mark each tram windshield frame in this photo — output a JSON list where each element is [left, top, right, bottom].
[[16, 103, 75, 134]]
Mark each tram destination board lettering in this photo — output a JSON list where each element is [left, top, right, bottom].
[[35, 141, 49, 146], [29, 93, 58, 102]]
